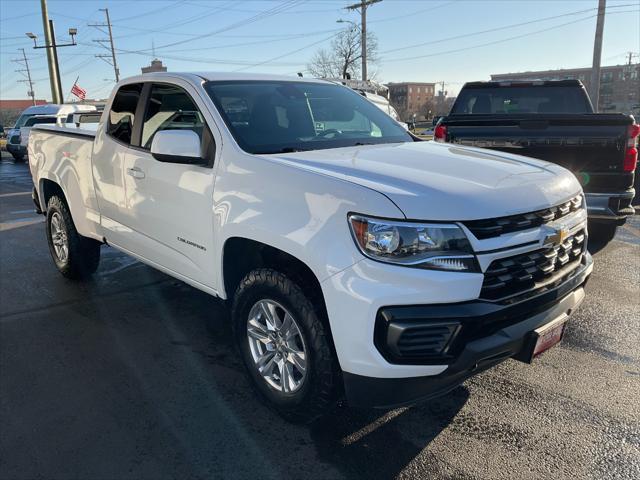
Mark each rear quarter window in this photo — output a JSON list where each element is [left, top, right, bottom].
[[107, 83, 143, 144], [452, 86, 592, 114]]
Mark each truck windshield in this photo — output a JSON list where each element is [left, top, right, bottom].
[[204, 80, 411, 154], [451, 86, 593, 115], [24, 117, 57, 127], [14, 114, 37, 128]]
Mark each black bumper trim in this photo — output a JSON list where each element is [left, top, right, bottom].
[[5, 144, 26, 155], [345, 258, 592, 409]]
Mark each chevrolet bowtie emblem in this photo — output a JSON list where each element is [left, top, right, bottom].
[[545, 227, 570, 246]]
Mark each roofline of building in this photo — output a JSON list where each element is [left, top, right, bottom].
[[491, 63, 639, 77]]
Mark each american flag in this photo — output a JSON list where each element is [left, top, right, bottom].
[[71, 82, 87, 100]]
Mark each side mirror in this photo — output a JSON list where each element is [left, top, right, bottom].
[[72, 112, 102, 127], [150, 130, 206, 165]]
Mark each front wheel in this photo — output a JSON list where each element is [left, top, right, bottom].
[[232, 268, 340, 423], [11, 153, 24, 162], [46, 195, 101, 279]]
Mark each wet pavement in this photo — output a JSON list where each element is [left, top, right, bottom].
[[1, 151, 639, 480]]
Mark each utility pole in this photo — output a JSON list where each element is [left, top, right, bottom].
[[38, 0, 61, 104], [13, 48, 36, 105], [437, 81, 447, 114], [345, 0, 381, 82], [89, 8, 120, 82], [590, 0, 606, 112]]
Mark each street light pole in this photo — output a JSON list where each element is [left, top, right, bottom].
[[27, 20, 77, 105], [39, 0, 61, 103], [49, 19, 63, 103]]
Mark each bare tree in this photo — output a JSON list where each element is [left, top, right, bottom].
[[307, 24, 378, 79]]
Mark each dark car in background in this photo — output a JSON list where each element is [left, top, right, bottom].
[[435, 80, 638, 242]]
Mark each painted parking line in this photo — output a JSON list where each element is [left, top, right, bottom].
[[0, 191, 31, 198], [0, 218, 44, 231]]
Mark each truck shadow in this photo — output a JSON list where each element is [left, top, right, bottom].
[[103, 263, 470, 479], [309, 389, 469, 480]]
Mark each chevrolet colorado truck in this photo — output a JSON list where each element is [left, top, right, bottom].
[[29, 73, 593, 422], [434, 80, 639, 242]]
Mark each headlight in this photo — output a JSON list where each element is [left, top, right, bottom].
[[348, 214, 478, 272]]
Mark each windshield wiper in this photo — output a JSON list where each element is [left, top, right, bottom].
[[261, 147, 310, 154]]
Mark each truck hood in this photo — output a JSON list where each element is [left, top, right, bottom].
[[266, 141, 582, 220]]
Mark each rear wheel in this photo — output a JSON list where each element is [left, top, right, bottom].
[[46, 195, 101, 279], [232, 268, 340, 423]]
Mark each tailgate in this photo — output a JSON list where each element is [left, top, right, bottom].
[[445, 114, 633, 193]]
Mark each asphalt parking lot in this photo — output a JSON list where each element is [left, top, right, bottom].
[[0, 150, 638, 480]]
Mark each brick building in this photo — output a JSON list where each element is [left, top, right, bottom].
[[0, 99, 48, 128], [491, 64, 640, 114], [387, 82, 436, 118]]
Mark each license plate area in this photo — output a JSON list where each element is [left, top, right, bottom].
[[516, 314, 568, 364]]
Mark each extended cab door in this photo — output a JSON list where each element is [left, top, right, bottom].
[[119, 82, 218, 289], [93, 82, 144, 245]]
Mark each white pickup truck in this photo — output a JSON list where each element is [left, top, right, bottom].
[[29, 72, 593, 422]]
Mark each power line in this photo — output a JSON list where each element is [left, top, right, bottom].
[[125, 0, 305, 54], [110, 0, 239, 40], [379, 3, 637, 54], [234, 32, 342, 72], [379, 8, 639, 64]]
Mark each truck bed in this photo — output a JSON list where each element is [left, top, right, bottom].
[[441, 113, 634, 194], [28, 124, 100, 241]]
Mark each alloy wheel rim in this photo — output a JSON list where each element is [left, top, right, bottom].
[[247, 299, 307, 394], [50, 212, 69, 263]]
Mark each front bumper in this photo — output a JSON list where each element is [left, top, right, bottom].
[[586, 189, 635, 223], [5, 143, 26, 156], [342, 253, 592, 409]]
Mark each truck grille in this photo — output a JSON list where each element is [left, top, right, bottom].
[[464, 195, 583, 239], [481, 229, 586, 301]]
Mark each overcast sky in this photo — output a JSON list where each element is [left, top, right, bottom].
[[1, 0, 638, 101]]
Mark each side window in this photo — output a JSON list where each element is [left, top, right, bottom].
[[141, 83, 205, 150], [107, 83, 143, 144]]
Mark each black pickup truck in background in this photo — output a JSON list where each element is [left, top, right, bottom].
[[435, 80, 638, 242]]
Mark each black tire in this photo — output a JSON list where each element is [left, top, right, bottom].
[[588, 221, 618, 245], [11, 153, 24, 162], [232, 268, 340, 423], [46, 195, 101, 279]]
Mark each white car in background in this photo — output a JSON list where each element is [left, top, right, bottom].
[[6, 104, 97, 161], [20, 116, 59, 148]]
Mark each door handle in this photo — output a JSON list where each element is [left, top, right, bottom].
[[127, 167, 145, 179]]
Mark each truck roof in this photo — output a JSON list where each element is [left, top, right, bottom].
[[462, 79, 584, 88], [125, 71, 330, 84]]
